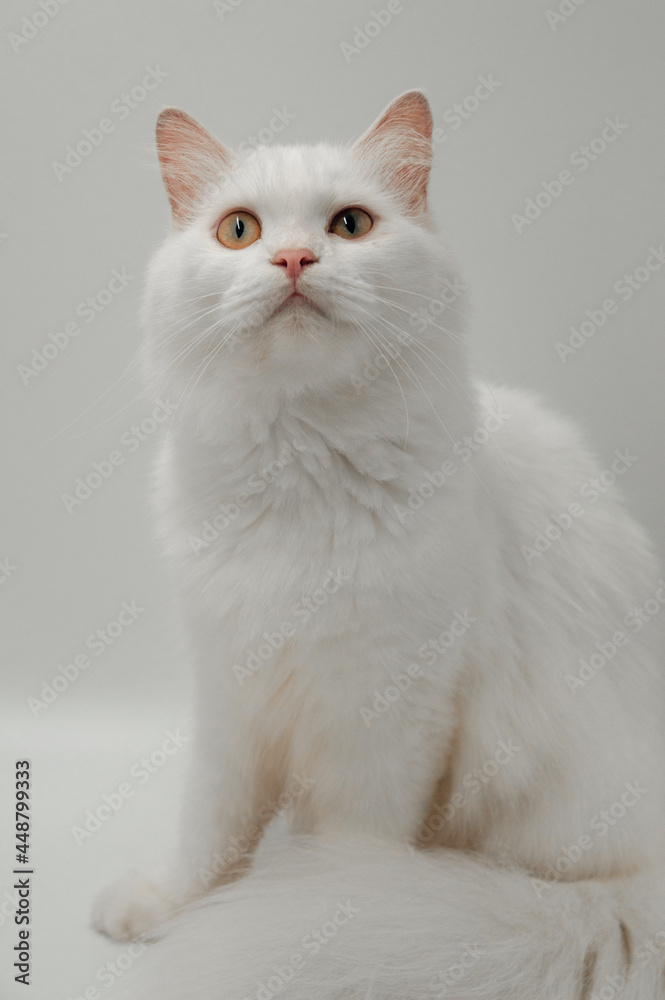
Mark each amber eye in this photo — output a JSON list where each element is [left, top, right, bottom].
[[329, 207, 373, 240], [216, 211, 261, 249]]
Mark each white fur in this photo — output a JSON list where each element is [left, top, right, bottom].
[[94, 94, 665, 996], [110, 837, 665, 1000]]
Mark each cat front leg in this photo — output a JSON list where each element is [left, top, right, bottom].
[[167, 706, 289, 898], [92, 688, 284, 940]]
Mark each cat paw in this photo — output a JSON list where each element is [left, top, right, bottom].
[[92, 870, 174, 941]]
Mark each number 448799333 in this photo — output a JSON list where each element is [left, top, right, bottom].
[[15, 761, 30, 865]]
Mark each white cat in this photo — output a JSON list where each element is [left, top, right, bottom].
[[94, 92, 665, 999]]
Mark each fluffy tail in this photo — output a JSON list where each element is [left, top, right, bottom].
[[112, 837, 665, 1000]]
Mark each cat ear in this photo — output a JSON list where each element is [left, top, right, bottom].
[[353, 90, 433, 215], [156, 108, 235, 227]]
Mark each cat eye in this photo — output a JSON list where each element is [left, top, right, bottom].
[[216, 211, 262, 249], [329, 207, 373, 240]]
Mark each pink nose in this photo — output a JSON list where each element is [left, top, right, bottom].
[[271, 247, 318, 282]]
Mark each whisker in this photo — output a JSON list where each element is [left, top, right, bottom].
[[364, 288, 466, 344], [366, 309, 477, 409], [364, 278, 471, 319], [367, 314, 520, 487], [355, 303, 470, 417], [168, 319, 245, 431], [48, 300, 225, 444], [356, 312, 516, 498], [352, 319, 410, 449], [53, 317, 230, 472]]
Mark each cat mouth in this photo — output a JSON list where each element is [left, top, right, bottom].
[[273, 290, 324, 317], [287, 291, 313, 305]]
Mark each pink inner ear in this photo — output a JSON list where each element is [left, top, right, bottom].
[[156, 109, 233, 226], [371, 93, 432, 145], [354, 91, 433, 215]]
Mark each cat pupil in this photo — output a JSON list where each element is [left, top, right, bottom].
[[344, 213, 355, 234], [235, 217, 245, 239]]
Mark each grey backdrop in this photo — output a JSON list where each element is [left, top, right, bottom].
[[2, 2, 665, 997], [2, 0, 665, 704]]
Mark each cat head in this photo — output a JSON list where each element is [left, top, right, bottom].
[[143, 92, 465, 432]]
